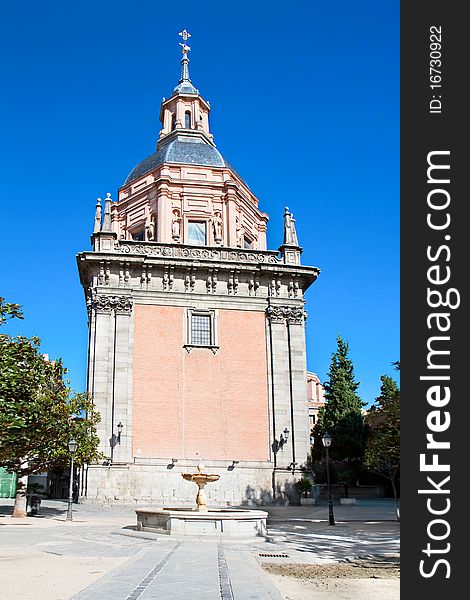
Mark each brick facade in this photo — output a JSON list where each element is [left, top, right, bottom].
[[132, 305, 270, 461]]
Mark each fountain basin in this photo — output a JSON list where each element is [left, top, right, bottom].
[[135, 507, 268, 539]]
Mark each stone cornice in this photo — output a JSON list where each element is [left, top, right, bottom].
[[77, 246, 320, 300], [79, 250, 320, 276], [77, 247, 320, 297]]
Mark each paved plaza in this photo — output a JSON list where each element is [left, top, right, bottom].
[[0, 499, 399, 599]]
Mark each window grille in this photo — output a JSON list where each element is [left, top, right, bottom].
[[191, 314, 211, 346]]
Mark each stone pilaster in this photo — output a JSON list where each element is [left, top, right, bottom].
[[266, 303, 309, 472], [109, 300, 134, 463], [286, 310, 310, 467], [87, 293, 133, 460]]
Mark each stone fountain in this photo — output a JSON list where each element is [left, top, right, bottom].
[[135, 463, 267, 539], [182, 463, 220, 512]]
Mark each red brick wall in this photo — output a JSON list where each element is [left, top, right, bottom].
[[132, 305, 270, 461]]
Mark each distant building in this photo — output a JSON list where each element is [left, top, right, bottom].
[[307, 372, 325, 430]]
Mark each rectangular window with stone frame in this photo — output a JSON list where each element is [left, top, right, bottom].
[[131, 229, 145, 241], [243, 235, 254, 249], [187, 221, 207, 245], [185, 309, 218, 350]]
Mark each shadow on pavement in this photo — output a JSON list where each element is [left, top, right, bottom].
[[265, 519, 400, 561], [0, 502, 66, 518]]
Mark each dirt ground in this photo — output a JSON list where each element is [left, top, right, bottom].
[[0, 549, 128, 600], [262, 558, 400, 600]]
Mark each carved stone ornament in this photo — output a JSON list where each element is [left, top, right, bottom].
[[285, 307, 305, 325], [115, 241, 281, 264], [86, 295, 93, 316], [91, 294, 133, 315], [266, 306, 286, 324], [266, 305, 306, 325]]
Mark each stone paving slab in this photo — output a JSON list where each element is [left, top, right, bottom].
[[72, 543, 177, 600], [224, 546, 283, 599], [140, 543, 219, 600], [71, 540, 283, 600]]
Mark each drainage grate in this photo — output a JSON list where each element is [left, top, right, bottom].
[[217, 545, 234, 600], [259, 553, 289, 558]]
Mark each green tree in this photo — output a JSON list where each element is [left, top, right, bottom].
[[364, 375, 400, 519], [0, 299, 102, 517], [0, 297, 23, 325], [317, 335, 366, 462]]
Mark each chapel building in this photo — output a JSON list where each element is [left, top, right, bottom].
[[76, 33, 320, 504]]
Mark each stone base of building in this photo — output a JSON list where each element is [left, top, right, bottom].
[[79, 460, 305, 506]]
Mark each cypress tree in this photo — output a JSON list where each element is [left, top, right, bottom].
[[320, 335, 366, 462]]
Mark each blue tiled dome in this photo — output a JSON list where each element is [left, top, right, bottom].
[[125, 135, 246, 186]]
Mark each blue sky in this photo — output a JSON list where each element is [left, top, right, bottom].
[[0, 1, 399, 405]]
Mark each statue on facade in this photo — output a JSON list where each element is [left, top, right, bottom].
[[146, 217, 155, 241], [172, 210, 181, 239], [235, 217, 245, 248], [102, 192, 113, 232], [212, 211, 223, 243], [283, 206, 299, 246], [94, 198, 102, 233]]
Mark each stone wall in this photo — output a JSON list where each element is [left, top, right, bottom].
[[80, 461, 302, 506]]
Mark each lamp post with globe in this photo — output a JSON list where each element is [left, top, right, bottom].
[[322, 432, 335, 526], [66, 439, 78, 521]]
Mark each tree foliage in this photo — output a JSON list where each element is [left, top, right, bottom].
[[316, 335, 366, 462], [0, 296, 23, 325], [364, 374, 400, 514], [0, 298, 102, 516], [364, 375, 400, 471]]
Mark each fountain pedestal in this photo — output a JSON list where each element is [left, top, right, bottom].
[[182, 463, 220, 512]]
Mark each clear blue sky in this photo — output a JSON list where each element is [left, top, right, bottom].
[[0, 1, 399, 405]]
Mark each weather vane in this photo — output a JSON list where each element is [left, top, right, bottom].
[[178, 29, 191, 56]]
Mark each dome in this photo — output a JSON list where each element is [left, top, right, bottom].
[[124, 134, 247, 187]]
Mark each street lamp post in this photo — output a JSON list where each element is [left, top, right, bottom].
[[66, 439, 78, 521], [309, 432, 315, 465], [322, 432, 335, 526], [110, 421, 124, 461], [280, 427, 289, 451]]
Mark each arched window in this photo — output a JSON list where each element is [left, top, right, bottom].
[[185, 111, 191, 129], [171, 113, 176, 131]]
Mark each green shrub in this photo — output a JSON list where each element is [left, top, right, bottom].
[[295, 476, 313, 497]]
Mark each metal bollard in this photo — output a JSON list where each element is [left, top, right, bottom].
[[29, 494, 41, 516]]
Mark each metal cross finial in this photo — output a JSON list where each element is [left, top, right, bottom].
[[178, 29, 191, 56], [179, 29, 191, 42]]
